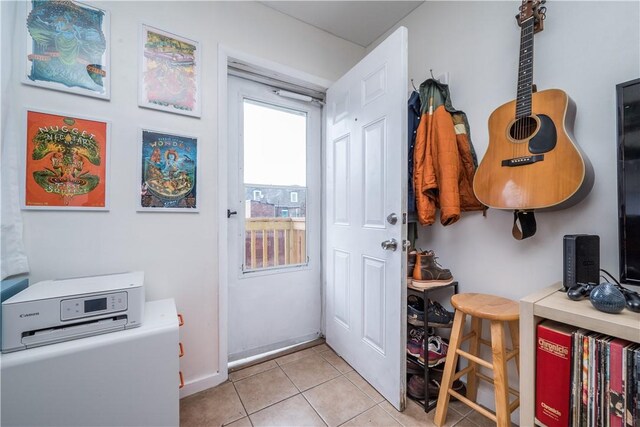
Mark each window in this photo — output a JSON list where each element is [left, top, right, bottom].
[[243, 99, 308, 270]]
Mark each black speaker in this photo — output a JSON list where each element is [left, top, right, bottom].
[[563, 234, 600, 290]]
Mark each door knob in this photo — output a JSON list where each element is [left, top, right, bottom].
[[386, 213, 398, 225], [381, 238, 398, 251]]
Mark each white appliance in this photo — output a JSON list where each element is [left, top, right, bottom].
[[0, 299, 180, 427], [2, 271, 144, 353]]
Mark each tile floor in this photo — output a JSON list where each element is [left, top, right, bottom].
[[180, 343, 495, 427]]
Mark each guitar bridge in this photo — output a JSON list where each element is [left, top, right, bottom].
[[501, 154, 544, 167]]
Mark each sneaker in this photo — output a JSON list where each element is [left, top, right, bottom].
[[407, 295, 425, 326], [426, 335, 448, 367], [426, 299, 454, 327], [407, 326, 424, 359], [412, 250, 454, 287], [407, 374, 425, 400]]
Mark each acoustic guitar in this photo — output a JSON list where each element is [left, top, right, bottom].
[[473, 0, 594, 211]]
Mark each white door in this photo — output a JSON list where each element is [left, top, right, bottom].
[[325, 27, 408, 410], [227, 76, 322, 361]]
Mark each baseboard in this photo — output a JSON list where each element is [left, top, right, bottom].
[[179, 371, 227, 399]]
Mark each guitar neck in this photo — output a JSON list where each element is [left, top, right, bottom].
[[516, 17, 535, 118]]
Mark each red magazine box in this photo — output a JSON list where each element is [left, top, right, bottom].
[[536, 321, 577, 427]]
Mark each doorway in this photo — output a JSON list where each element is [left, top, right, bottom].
[[226, 75, 323, 361]]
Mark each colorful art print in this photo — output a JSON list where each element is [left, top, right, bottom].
[[139, 130, 198, 211], [24, 110, 109, 210], [24, 1, 110, 99], [139, 25, 201, 117]]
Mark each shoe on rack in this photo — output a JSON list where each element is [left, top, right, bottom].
[[426, 370, 467, 401], [407, 295, 425, 326], [412, 250, 454, 287], [408, 250, 417, 280], [407, 374, 426, 400], [426, 335, 448, 367], [407, 358, 424, 375], [406, 326, 425, 360], [426, 299, 454, 327]]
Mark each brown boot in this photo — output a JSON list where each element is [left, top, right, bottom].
[[407, 250, 417, 280], [412, 250, 454, 287]]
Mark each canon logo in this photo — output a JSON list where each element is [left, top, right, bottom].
[[19, 312, 39, 318]]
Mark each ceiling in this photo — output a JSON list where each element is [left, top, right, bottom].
[[261, 1, 424, 47]]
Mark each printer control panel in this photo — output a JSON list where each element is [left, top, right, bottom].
[[61, 292, 128, 321]]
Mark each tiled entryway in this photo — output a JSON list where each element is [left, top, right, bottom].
[[180, 343, 492, 427]]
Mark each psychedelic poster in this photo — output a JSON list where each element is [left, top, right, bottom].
[[24, 110, 108, 209], [25, 1, 110, 99], [139, 130, 198, 211], [139, 25, 201, 117]]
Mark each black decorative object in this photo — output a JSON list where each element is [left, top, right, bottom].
[[589, 282, 626, 314]]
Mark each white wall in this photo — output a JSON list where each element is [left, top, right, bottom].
[[371, 0, 639, 417], [1, 0, 364, 395]]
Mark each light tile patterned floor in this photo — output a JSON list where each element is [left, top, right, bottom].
[[180, 344, 497, 427]]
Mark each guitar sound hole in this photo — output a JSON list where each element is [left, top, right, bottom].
[[509, 116, 538, 141]]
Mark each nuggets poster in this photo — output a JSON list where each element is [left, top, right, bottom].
[[25, 110, 108, 209]]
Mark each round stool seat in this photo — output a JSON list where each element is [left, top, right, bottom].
[[451, 293, 519, 321]]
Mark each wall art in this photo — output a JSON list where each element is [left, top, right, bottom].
[[138, 129, 199, 211], [24, 0, 110, 99], [139, 25, 201, 117], [24, 110, 109, 210]]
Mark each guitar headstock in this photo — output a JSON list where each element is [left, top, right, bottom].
[[516, 0, 547, 33]]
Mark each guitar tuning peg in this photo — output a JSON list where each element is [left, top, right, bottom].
[[539, 6, 547, 19]]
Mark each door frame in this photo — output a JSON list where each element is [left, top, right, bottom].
[[214, 45, 332, 392]]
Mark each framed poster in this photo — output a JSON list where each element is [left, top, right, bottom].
[[139, 25, 201, 117], [138, 129, 199, 212], [23, 0, 110, 99], [23, 110, 109, 210]]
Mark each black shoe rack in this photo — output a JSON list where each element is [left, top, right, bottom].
[[406, 280, 458, 413]]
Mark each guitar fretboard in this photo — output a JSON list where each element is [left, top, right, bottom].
[[516, 17, 535, 118]]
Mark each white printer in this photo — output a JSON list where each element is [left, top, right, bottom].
[[1, 271, 144, 353]]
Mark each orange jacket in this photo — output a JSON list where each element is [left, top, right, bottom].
[[414, 82, 484, 226]]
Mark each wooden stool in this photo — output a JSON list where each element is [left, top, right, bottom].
[[434, 293, 520, 427]]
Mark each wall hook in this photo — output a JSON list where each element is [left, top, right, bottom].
[[430, 69, 435, 80], [411, 78, 417, 91]]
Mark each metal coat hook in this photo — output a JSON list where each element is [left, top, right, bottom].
[[411, 78, 417, 91], [430, 69, 435, 80]]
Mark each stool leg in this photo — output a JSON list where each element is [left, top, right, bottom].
[[508, 320, 520, 374], [434, 310, 466, 427], [465, 316, 482, 403], [490, 321, 511, 427]]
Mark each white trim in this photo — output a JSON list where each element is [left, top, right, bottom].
[[217, 44, 330, 387], [179, 372, 225, 399]]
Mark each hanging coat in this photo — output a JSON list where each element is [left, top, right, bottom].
[[413, 79, 484, 226]]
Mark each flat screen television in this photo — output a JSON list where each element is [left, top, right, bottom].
[[617, 78, 640, 287]]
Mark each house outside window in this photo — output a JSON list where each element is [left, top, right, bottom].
[[281, 209, 289, 217], [253, 190, 262, 201], [290, 192, 298, 203]]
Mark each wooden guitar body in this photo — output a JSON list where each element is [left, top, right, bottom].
[[473, 88, 594, 210]]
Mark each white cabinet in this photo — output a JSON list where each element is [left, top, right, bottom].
[[1, 299, 180, 427]]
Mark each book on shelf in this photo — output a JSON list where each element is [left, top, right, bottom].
[[610, 338, 630, 427], [535, 321, 576, 427]]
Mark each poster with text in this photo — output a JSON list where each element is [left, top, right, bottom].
[[139, 129, 198, 212], [24, 0, 110, 99], [139, 25, 201, 117], [24, 110, 109, 210]]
